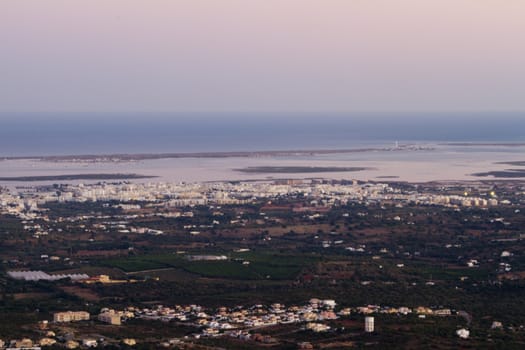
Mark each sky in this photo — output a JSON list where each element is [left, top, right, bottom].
[[1, 0, 525, 115]]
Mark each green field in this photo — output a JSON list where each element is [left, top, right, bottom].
[[100, 251, 320, 280]]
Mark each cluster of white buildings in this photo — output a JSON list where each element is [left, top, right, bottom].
[[93, 299, 460, 338], [131, 298, 339, 335], [417, 194, 498, 207], [0, 301, 469, 348], [2, 179, 504, 243], [0, 180, 503, 221]]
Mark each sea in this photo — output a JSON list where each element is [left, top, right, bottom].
[[1, 112, 525, 187]]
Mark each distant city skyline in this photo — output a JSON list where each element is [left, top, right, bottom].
[[1, 1, 525, 115]]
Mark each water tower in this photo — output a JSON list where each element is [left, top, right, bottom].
[[365, 316, 374, 333]]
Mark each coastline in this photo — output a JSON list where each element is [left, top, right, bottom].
[[0, 144, 433, 162], [0, 174, 157, 182], [1, 142, 525, 187]]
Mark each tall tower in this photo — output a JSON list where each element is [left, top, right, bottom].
[[365, 316, 374, 333]]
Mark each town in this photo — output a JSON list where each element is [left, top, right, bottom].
[[0, 178, 524, 349], [2, 298, 472, 349]]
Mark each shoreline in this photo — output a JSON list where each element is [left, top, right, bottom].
[[0, 174, 157, 182], [0, 144, 433, 162]]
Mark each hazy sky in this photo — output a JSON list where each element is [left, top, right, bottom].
[[1, 0, 525, 114]]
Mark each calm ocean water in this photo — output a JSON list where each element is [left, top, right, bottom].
[[1, 113, 524, 185], [1, 113, 524, 156]]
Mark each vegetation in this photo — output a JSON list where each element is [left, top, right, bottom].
[[2, 181, 525, 348]]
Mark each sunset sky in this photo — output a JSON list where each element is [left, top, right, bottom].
[[1, 0, 524, 114]]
